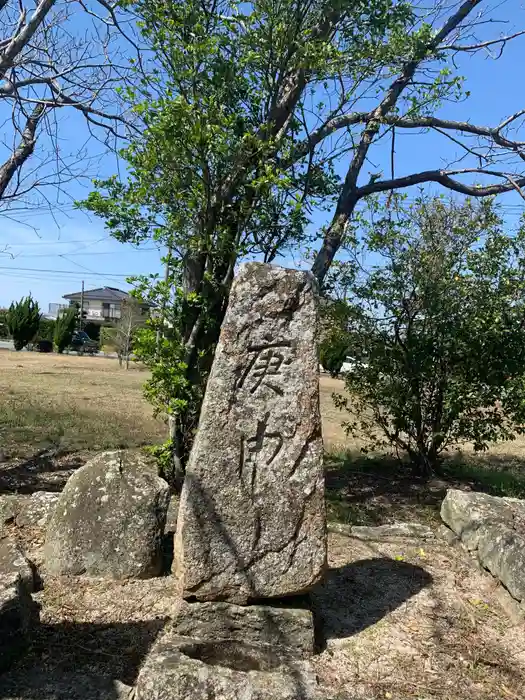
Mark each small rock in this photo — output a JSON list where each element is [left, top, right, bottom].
[[44, 450, 170, 579], [0, 495, 23, 527], [0, 533, 34, 592], [437, 524, 459, 545]]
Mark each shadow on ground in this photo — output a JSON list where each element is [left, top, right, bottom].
[[0, 618, 167, 696], [325, 450, 525, 526], [0, 451, 87, 494], [312, 558, 432, 644]]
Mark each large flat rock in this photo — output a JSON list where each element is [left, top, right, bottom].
[[174, 263, 326, 603], [44, 451, 170, 579]]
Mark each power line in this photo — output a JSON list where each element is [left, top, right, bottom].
[[0, 265, 134, 277]]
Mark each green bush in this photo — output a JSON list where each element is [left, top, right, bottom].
[[84, 322, 101, 341], [6, 295, 41, 351], [0, 309, 9, 339], [319, 335, 348, 377], [99, 326, 117, 350], [37, 317, 55, 342], [54, 307, 77, 353]]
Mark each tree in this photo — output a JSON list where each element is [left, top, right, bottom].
[[6, 294, 41, 350], [83, 0, 525, 482], [0, 0, 138, 213], [114, 298, 145, 368], [53, 306, 77, 353], [333, 197, 525, 475]]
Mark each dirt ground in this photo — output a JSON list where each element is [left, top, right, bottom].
[[3, 354, 525, 698]]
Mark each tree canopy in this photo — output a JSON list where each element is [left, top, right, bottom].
[[82, 0, 525, 481]]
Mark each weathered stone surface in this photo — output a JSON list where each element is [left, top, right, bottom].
[[0, 573, 37, 673], [0, 670, 132, 699], [44, 451, 170, 579], [16, 491, 60, 528], [477, 524, 525, 602], [441, 489, 515, 550], [441, 489, 525, 603], [0, 495, 21, 527], [0, 532, 34, 592], [172, 600, 315, 655], [174, 263, 326, 603], [134, 631, 320, 700]]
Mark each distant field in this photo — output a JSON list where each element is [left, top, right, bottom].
[[1, 350, 525, 495], [0, 352, 352, 459], [0, 351, 165, 458]]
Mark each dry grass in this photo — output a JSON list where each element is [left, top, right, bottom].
[[313, 531, 525, 700], [0, 350, 165, 459], [3, 360, 525, 699]]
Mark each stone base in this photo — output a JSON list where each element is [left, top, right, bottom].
[[135, 601, 320, 699], [135, 633, 319, 700], [172, 600, 315, 655]]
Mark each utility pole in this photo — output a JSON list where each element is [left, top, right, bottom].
[[79, 280, 84, 331]]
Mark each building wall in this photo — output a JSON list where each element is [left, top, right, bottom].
[[68, 298, 122, 321]]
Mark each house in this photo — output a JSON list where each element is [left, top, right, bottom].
[[61, 286, 146, 324]]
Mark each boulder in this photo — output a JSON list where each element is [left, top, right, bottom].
[[44, 451, 170, 579], [134, 631, 320, 700], [440, 489, 515, 550], [477, 525, 525, 602], [172, 600, 315, 656], [0, 573, 38, 673], [174, 263, 326, 603]]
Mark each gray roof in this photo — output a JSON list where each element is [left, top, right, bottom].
[[63, 286, 131, 302]]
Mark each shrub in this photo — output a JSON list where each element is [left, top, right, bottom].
[[319, 334, 349, 377], [37, 317, 55, 342], [54, 307, 77, 353], [334, 198, 525, 475], [6, 295, 41, 350]]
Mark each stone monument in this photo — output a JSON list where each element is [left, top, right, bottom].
[[135, 263, 326, 700], [174, 262, 326, 602]]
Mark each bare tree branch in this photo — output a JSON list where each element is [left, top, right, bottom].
[[357, 167, 525, 199], [0, 103, 44, 199], [0, 0, 140, 211], [440, 29, 525, 52], [311, 0, 525, 284]]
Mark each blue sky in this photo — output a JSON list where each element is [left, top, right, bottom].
[[1, 0, 524, 309]]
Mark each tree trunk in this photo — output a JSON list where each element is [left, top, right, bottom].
[[311, 197, 359, 285]]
